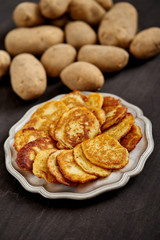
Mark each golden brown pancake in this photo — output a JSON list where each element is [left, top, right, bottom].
[[87, 106, 106, 126], [82, 133, 129, 169], [102, 104, 127, 131], [69, 90, 89, 104], [47, 150, 74, 186], [73, 144, 111, 177], [87, 93, 104, 108], [103, 96, 121, 107], [31, 100, 68, 121], [104, 113, 135, 141], [14, 128, 49, 151], [16, 137, 57, 173], [33, 149, 57, 183], [61, 93, 86, 109], [23, 117, 53, 133], [121, 124, 143, 151], [103, 105, 119, 114], [57, 150, 97, 183], [55, 107, 100, 149]]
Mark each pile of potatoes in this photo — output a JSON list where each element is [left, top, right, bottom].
[[0, 0, 160, 100]]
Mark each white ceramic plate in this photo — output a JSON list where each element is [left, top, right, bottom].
[[4, 92, 154, 200]]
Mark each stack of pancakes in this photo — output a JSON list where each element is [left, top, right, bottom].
[[14, 91, 142, 185]]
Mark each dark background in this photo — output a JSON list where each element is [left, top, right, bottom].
[[0, 0, 160, 239]]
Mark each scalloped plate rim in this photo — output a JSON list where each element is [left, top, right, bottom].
[[4, 92, 154, 200]]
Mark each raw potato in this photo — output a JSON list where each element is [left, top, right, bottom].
[[50, 15, 70, 28], [129, 27, 160, 59], [13, 2, 45, 27], [78, 45, 129, 72], [5, 26, 64, 56], [60, 61, 104, 91], [65, 21, 97, 49], [98, 2, 138, 48], [95, 0, 113, 10], [10, 53, 47, 100], [68, 0, 105, 25], [0, 50, 11, 80], [41, 44, 77, 77], [40, 0, 71, 19]]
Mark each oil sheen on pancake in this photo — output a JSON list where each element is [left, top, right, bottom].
[[82, 133, 129, 169], [57, 150, 97, 183], [104, 113, 135, 141], [73, 144, 111, 177], [120, 124, 143, 151], [16, 137, 57, 173], [55, 107, 100, 149]]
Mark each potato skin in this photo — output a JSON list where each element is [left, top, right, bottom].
[[98, 2, 138, 48], [13, 2, 45, 27], [68, 0, 105, 25], [40, 0, 71, 19], [60, 62, 104, 91], [10, 53, 47, 100], [129, 27, 160, 59], [78, 45, 129, 72], [65, 21, 97, 49], [95, 0, 113, 10], [5, 26, 64, 56], [41, 44, 77, 77], [0, 50, 11, 79], [50, 15, 70, 28]]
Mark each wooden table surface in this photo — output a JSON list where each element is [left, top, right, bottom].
[[0, 0, 160, 239]]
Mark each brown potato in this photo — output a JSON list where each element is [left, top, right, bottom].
[[13, 2, 45, 27], [65, 21, 97, 49], [50, 15, 70, 28], [5, 26, 64, 56], [0, 50, 11, 80], [10, 53, 47, 100], [60, 61, 104, 91], [129, 27, 160, 59], [40, 0, 71, 19], [68, 0, 105, 25], [98, 2, 138, 48], [95, 0, 113, 10], [41, 44, 77, 77], [78, 45, 129, 72]]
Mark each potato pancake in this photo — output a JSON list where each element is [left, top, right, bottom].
[[121, 124, 143, 151], [33, 149, 57, 183], [16, 137, 57, 173], [104, 113, 135, 141], [57, 150, 97, 183], [55, 107, 100, 149], [82, 133, 129, 169], [102, 104, 127, 131], [14, 128, 49, 151], [47, 151, 74, 186], [73, 144, 111, 177]]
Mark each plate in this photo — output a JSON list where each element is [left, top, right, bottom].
[[4, 92, 154, 200]]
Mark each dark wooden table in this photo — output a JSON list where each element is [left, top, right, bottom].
[[0, 0, 160, 239]]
